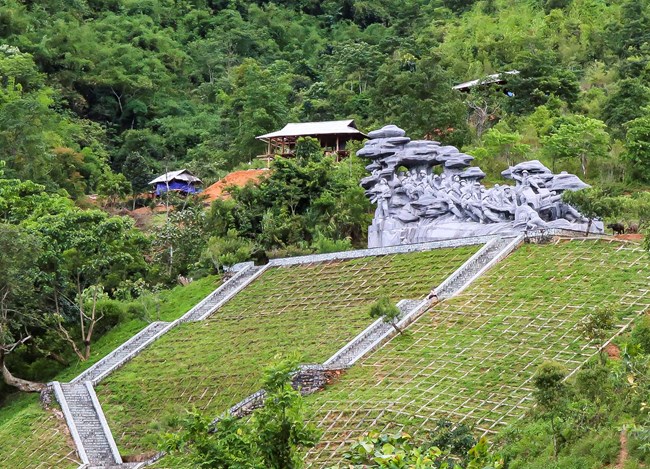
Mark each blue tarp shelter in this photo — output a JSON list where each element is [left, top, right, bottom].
[[149, 169, 202, 196]]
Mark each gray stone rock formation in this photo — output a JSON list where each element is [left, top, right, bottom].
[[360, 125, 603, 248]]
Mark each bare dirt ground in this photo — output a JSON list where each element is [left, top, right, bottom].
[[201, 169, 268, 203]]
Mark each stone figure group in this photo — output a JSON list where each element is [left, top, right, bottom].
[[359, 125, 602, 248]]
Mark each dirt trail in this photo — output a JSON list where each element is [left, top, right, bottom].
[[616, 428, 628, 469]]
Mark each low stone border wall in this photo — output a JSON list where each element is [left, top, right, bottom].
[[267, 234, 499, 267]]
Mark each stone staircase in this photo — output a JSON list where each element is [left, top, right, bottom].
[[434, 235, 523, 299], [180, 265, 267, 322], [72, 321, 171, 385], [51, 237, 526, 468], [52, 381, 122, 467], [51, 263, 270, 468], [324, 299, 422, 369]]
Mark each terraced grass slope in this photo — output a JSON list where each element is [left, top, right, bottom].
[[305, 239, 650, 466], [0, 395, 79, 468], [96, 246, 479, 456]]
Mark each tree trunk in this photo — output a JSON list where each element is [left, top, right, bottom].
[[81, 287, 102, 360], [585, 217, 593, 237], [0, 351, 45, 393], [391, 321, 402, 335]]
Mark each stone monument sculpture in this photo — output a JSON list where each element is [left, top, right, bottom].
[[359, 125, 603, 248]]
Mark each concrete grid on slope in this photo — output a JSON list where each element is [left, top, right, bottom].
[[94, 244, 483, 457], [305, 239, 650, 465]]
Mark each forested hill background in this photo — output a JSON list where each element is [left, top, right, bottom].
[[3, 0, 650, 194], [2, 0, 650, 399]]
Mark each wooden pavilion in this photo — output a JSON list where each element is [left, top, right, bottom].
[[255, 119, 367, 164]]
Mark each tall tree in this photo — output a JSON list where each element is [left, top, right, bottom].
[[624, 113, 650, 181], [542, 115, 609, 177], [0, 224, 45, 392]]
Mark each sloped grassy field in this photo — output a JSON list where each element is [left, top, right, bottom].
[[96, 246, 479, 456], [0, 394, 79, 469], [305, 239, 650, 466], [0, 275, 221, 469]]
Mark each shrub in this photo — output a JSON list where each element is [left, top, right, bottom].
[[631, 315, 650, 354]]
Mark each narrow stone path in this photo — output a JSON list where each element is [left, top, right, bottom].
[[54, 382, 122, 467], [71, 322, 171, 385], [180, 265, 266, 322], [434, 236, 520, 299]]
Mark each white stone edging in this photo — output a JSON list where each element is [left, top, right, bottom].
[[433, 238, 499, 299], [451, 234, 524, 298], [436, 234, 524, 299], [89, 321, 178, 386], [178, 262, 256, 323], [267, 235, 499, 267], [192, 265, 271, 322], [524, 227, 609, 240], [70, 321, 168, 385], [323, 317, 385, 367], [51, 381, 90, 466], [84, 381, 123, 464]]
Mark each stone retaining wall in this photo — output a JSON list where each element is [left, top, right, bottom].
[[267, 235, 499, 267]]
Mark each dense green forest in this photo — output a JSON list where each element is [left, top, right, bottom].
[[1, 0, 650, 466], [3, 0, 650, 189]]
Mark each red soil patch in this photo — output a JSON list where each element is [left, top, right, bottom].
[[605, 343, 621, 360], [131, 206, 152, 216], [615, 233, 644, 242], [202, 169, 268, 203]]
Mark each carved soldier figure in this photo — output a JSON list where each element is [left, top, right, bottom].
[[371, 178, 392, 220], [358, 124, 602, 248]]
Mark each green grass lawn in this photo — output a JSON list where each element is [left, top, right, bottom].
[[95, 246, 479, 457], [56, 275, 221, 382], [0, 394, 79, 469], [305, 239, 650, 466], [0, 275, 221, 468]]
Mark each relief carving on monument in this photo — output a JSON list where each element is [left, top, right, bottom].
[[359, 125, 603, 248]]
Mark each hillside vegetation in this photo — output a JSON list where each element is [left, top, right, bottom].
[[2, 0, 650, 404], [1, 0, 650, 467], [4, 0, 650, 189], [96, 247, 478, 456]]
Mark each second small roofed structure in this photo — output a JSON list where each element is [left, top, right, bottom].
[[453, 70, 520, 93], [149, 169, 202, 196], [256, 119, 367, 163]]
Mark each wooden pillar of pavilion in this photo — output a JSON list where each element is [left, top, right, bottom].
[[335, 136, 340, 162]]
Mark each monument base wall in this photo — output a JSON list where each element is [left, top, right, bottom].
[[368, 218, 604, 248]]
